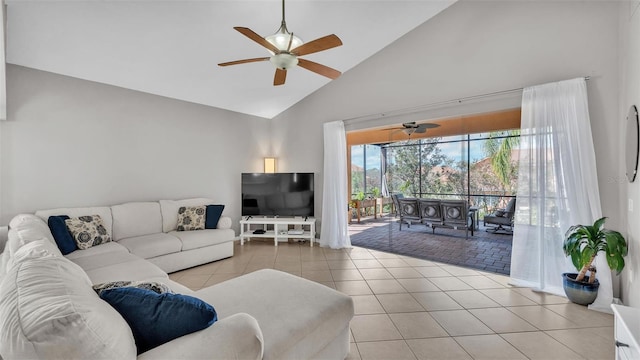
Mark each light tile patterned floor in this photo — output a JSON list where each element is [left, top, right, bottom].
[[171, 240, 614, 360]]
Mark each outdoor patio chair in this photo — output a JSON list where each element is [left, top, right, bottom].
[[418, 199, 443, 232], [391, 193, 404, 217], [439, 200, 474, 238], [398, 198, 420, 230], [484, 197, 516, 234]]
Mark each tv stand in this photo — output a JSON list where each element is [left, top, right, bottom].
[[239, 217, 317, 247]]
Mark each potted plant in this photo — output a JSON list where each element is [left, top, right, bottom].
[[562, 217, 628, 305]]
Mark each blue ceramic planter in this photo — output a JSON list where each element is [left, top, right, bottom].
[[562, 272, 599, 305]]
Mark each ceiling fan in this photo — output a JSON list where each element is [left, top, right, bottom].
[[218, 0, 343, 86], [382, 122, 441, 135]]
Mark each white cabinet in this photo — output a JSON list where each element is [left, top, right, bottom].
[[612, 304, 640, 360], [239, 217, 316, 247]]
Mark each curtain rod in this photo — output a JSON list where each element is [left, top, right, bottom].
[[343, 76, 591, 125]]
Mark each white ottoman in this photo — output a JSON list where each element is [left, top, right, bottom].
[[195, 269, 354, 360]]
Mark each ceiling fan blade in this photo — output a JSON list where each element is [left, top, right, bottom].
[[419, 123, 441, 129], [218, 57, 270, 67], [414, 127, 427, 134], [291, 34, 342, 56], [378, 127, 404, 133], [297, 58, 341, 80], [274, 68, 287, 86], [234, 27, 280, 54]]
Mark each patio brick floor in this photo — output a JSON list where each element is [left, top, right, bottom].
[[349, 216, 513, 275]]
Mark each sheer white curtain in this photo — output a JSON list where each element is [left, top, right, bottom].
[[380, 147, 390, 197], [510, 77, 613, 312], [0, 2, 5, 120], [320, 120, 351, 249]]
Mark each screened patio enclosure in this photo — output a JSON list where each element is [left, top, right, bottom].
[[345, 109, 521, 274], [350, 130, 520, 220]]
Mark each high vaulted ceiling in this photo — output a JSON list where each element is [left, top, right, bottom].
[[6, 0, 455, 119]]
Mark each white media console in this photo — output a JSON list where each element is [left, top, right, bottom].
[[239, 216, 317, 247]]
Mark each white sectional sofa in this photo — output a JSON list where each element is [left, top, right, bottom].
[[34, 198, 235, 273], [0, 204, 354, 359]]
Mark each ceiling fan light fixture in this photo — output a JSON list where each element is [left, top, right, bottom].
[[403, 128, 415, 136], [270, 53, 299, 70], [265, 27, 303, 52]]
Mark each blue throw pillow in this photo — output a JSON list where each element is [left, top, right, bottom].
[[47, 215, 77, 255], [100, 287, 217, 354], [205, 205, 225, 229]]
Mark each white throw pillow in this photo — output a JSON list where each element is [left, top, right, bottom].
[[0, 242, 136, 359], [217, 216, 232, 230]]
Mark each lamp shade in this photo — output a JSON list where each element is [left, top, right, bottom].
[[264, 157, 276, 173]]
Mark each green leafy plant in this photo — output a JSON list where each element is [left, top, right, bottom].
[[563, 217, 628, 283], [371, 187, 381, 198]]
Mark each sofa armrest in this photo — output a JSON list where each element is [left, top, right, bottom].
[[217, 216, 232, 230], [137, 313, 263, 360]]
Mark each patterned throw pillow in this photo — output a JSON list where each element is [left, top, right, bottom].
[[176, 206, 206, 231], [64, 215, 111, 250], [93, 281, 173, 296]]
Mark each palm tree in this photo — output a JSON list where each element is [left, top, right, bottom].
[[483, 130, 520, 191]]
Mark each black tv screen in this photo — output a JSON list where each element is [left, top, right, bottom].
[[241, 173, 314, 217]]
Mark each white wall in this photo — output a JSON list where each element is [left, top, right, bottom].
[[272, 0, 622, 283], [1, 65, 270, 227], [620, 1, 640, 308]]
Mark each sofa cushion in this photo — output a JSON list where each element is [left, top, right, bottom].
[[111, 202, 163, 241], [0, 242, 136, 359], [6, 214, 56, 254], [117, 233, 182, 259], [136, 313, 263, 360], [177, 206, 206, 231], [205, 205, 225, 229], [195, 269, 354, 360], [82, 258, 168, 285], [47, 215, 78, 255], [69, 250, 151, 272], [169, 229, 236, 251], [100, 287, 217, 354], [36, 206, 114, 238], [159, 198, 213, 233], [2, 215, 62, 283], [65, 241, 129, 260], [2, 239, 62, 282], [65, 215, 111, 250]]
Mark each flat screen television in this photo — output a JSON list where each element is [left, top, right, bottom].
[[241, 173, 314, 217]]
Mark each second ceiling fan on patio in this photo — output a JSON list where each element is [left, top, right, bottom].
[[382, 122, 440, 135]]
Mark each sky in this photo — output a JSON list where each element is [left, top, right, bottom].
[[352, 140, 488, 168]]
